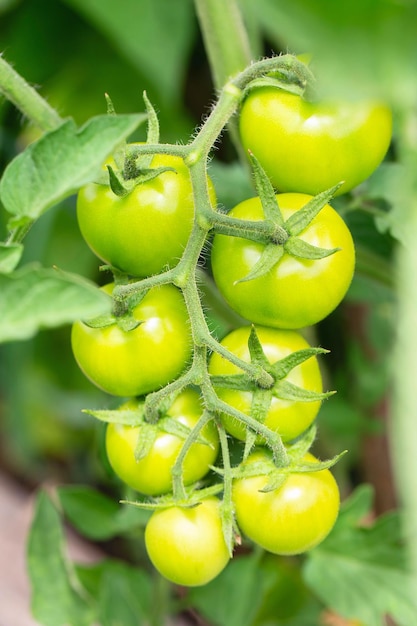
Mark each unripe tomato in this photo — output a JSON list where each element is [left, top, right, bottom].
[[209, 325, 323, 443], [239, 87, 392, 196], [106, 388, 219, 495], [233, 450, 340, 555], [71, 283, 192, 396], [77, 150, 216, 278], [145, 497, 230, 586], [211, 193, 355, 329]]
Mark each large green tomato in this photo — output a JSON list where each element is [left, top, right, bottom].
[[71, 283, 192, 396], [211, 193, 355, 329], [209, 325, 323, 443], [239, 87, 392, 196], [106, 388, 219, 495], [144, 497, 230, 586], [232, 450, 340, 555], [77, 150, 216, 278]]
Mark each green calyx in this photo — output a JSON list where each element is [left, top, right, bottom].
[[210, 326, 333, 404], [235, 155, 343, 284]]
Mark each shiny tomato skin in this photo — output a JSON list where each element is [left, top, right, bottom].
[[211, 193, 355, 329], [232, 450, 340, 555], [71, 283, 192, 397], [209, 325, 323, 443], [77, 151, 216, 278], [144, 497, 230, 586], [239, 87, 392, 196], [105, 388, 219, 495]]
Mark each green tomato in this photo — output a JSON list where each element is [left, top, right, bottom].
[[233, 450, 340, 555], [239, 87, 392, 196], [145, 497, 230, 586], [211, 193, 355, 329], [77, 149, 216, 278], [71, 283, 192, 396], [106, 388, 219, 495], [209, 325, 323, 443]]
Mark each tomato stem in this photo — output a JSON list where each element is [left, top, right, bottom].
[[0, 54, 63, 132]]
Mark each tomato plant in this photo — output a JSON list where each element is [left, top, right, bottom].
[[211, 192, 355, 329], [144, 497, 230, 586], [209, 325, 324, 443], [232, 449, 340, 555], [77, 150, 216, 278], [105, 388, 219, 495], [71, 283, 192, 396], [239, 86, 392, 196]]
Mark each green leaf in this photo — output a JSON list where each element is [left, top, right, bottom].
[[65, 0, 195, 106], [97, 561, 153, 626], [0, 242, 23, 273], [236, 243, 284, 283], [188, 552, 273, 626], [284, 235, 339, 260], [58, 486, 150, 541], [0, 265, 111, 342], [284, 185, 341, 236], [27, 490, 95, 626], [76, 560, 153, 626], [304, 488, 417, 626], [1, 114, 146, 225]]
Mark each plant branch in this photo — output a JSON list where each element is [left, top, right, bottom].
[[0, 54, 63, 131]]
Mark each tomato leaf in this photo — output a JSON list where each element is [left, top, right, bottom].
[[235, 243, 284, 283], [27, 490, 96, 626], [0, 114, 146, 226], [0, 242, 23, 273], [284, 185, 341, 235], [85, 560, 153, 626], [58, 485, 150, 541], [187, 552, 273, 626], [284, 236, 339, 260], [304, 487, 417, 626], [0, 264, 111, 343]]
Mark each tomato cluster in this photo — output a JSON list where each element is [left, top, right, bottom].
[[71, 68, 391, 588]]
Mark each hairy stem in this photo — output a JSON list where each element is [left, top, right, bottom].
[[0, 54, 62, 131]]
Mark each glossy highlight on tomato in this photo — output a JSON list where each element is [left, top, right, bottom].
[[71, 283, 192, 396], [209, 325, 323, 443], [77, 149, 216, 278], [106, 388, 219, 495], [232, 450, 340, 555], [239, 87, 392, 196], [211, 193, 355, 329], [144, 497, 230, 586]]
